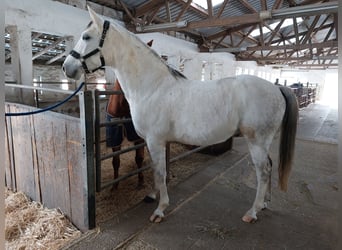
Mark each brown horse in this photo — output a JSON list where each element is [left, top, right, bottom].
[[106, 80, 145, 189], [106, 40, 153, 189]]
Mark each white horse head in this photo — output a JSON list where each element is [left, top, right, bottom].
[[63, 7, 109, 80]]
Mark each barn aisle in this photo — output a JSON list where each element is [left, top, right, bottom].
[[67, 103, 338, 250]]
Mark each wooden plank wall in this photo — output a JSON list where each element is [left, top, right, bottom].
[[5, 103, 91, 231]]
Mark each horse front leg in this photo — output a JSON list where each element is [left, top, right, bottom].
[[243, 143, 272, 223], [146, 141, 169, 223]]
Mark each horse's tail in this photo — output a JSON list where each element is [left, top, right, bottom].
[[278, 86, 298, 191]]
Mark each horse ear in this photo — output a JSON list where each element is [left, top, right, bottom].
[[87, 6, 103, 30], [147, 40, 153, 47]]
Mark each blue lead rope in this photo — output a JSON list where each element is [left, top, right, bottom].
[[5, 82, 85, 117]]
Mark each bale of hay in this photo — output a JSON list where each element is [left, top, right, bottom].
[[5, 188, 81, 250]]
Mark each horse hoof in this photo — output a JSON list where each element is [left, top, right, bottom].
[[149, 214, 163, 223], [143, 196, 156, 203], [242, 214, 257, 223]]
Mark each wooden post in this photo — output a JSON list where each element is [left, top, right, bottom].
[[79, 90, 96, 230]]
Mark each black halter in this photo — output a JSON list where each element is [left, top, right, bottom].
[[69, 20, 110, 74]]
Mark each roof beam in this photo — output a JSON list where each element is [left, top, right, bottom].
[[175, 0, 192, 21], [134, 0, 164, 17], [216, 0, 230, 18], [246, 41, 337, 52], [137, 2, 337, 33], [174, 0, 208, 17], [32, 36, 66, 60], [238, 0, 258, 13], [46, 51, 66, 65], [207, 0, 213, 17]]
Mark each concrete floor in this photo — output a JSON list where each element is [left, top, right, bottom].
[[67, 103, 338, 250]]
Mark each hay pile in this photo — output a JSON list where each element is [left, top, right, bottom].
[[5, 188, 81, 250]]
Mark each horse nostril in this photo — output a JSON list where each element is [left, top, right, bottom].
[[62, 66, 65, 72]]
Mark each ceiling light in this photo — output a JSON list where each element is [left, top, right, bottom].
[[136, 21, 188, 32]]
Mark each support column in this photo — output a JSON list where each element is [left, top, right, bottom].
[[10, 25, 34, 105]]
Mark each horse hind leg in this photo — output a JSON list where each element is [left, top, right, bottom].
[[135, 140, 145, 189], [264, 155, 273, 204], [242, 143, 272, 223], [111, 145, 121, 190]]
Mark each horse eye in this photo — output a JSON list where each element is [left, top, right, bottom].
[[82, 34, 91, 41]]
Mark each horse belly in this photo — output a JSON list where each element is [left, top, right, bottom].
[[172, 109, 239, 146]]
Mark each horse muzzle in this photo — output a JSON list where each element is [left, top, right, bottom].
[[62, 58, 82, 80]]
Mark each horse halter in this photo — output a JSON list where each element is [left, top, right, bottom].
[[69, 20, 110, 74]]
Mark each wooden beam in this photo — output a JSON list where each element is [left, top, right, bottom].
[[272, 0, 284, 10], [271, 23, 333, 44], [216, 0, 230, 18], [300, 15, 320, 44], [147, 4, 163, 24], [166, 0, 172, 22], [238, 0, 258, 13], [207, 0, 213, 17], [187, 13, 261, 29], [246, 40, 338, 52], [323, 25, 335, 42], [175, 0, 192, 21], [260, 0, 267, 11], [237, 56, 313, 61], [32, 37, 66, 61], [293, 17, 299, 45], [334, 13, 338, 38], [46, 51, 66, 65], [265, 19, 285, 46], [235, 25, 257, 47], [134, 0, 164, 17], [119, 0, 136, 23], [174, 0, 208, 17]]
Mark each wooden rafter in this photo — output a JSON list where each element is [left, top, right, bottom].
[[134, 0, 164, 17], [260, 0, 267, 11], [236, 41, 337, 63], [207, 0, 213, 17], [272, 0, 284, 10], [32, 37, 66, 61], [175, 0, 192, 21], [216, 0, 230, 18], [238, 0, 258, 13]]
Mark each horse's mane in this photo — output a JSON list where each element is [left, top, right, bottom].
[[110, 21, 187, 80]]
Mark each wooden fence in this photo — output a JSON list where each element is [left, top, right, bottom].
[[5, 91, 95, 231]]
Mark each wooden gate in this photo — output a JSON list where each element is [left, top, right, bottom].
[[4, 91, 95, 231]]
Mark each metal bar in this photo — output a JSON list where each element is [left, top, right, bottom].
[[100, 142, 147, 161], [101, 165, 151, 190], [100, 143, 209, 190], [272, 2, 337, 18], [96, 90, 123, 95], [100, 118, 133, 127], [169, 145, 208, 163], [94, 89, 102, 192], [5, 83, 75, 95]]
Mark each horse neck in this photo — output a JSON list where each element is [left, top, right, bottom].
[[105, 26, 172, 101]]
